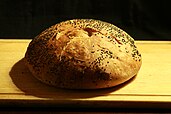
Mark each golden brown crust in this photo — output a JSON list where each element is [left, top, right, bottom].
[[25, 19, 142, 89]]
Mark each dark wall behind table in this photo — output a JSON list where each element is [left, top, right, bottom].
[[0, 0, 171, 40]]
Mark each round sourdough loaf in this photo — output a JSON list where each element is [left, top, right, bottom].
[[24, 19, 142, 89]]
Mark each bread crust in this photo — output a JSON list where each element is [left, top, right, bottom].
[[25, 19, 142, 89]]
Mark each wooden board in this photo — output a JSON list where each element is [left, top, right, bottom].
[[0, 39, 171, 109]]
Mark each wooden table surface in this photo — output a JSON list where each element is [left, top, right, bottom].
[[0, 39, 171, 110]]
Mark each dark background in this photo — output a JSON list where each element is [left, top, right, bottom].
[[0, 0, 171, 40]]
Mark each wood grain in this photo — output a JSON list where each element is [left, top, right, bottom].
[[0, 39, 171, 108]]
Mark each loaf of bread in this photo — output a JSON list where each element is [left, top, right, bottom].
[[25, 19, 142, 89]]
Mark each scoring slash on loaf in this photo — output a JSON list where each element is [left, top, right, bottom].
[[24, 19, 142, 89]]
